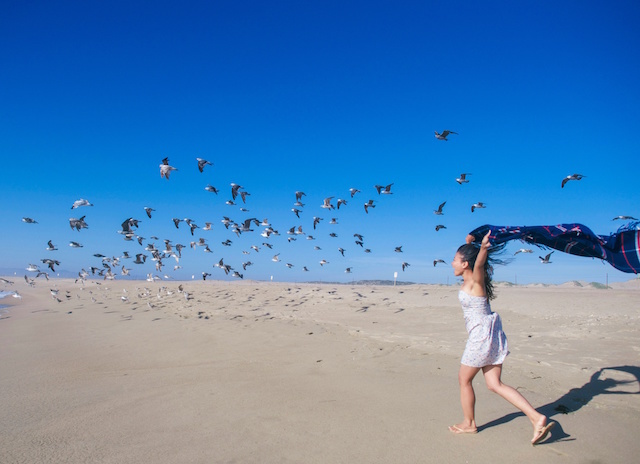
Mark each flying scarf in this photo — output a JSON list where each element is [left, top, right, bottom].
[[468, 222, 640, 274]]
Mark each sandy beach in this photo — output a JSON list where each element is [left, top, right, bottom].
[[1, 277, 639, 463]]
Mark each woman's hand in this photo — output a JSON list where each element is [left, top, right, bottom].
[[481, 230, 491, 249]]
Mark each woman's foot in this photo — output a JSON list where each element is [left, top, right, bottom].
[[531, 416, 555, 445], [449, 423, 478, 434]]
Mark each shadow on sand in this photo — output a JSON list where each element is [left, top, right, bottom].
[[478, 365, 640, 443]]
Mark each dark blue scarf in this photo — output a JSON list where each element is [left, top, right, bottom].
[[468, 222, 640, 274]]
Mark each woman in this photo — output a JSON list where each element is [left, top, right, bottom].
[[449, 231, 555, 445]]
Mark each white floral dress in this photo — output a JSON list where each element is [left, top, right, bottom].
[[458, 291, 509, 367]]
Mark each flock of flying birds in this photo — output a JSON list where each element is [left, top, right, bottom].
[[14, 130, 633, 286]]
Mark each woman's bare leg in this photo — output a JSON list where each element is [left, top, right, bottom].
[[450, 364, 481, 433], [482, 365, 553, 443]]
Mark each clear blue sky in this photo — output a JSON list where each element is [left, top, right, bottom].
[[1, 0, 638, 284]]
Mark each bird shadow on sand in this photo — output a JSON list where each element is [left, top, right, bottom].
[[478, 365, 640, 444]]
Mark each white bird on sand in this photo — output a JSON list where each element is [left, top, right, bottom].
[[160, 157, 178, 179], [435, 130, 458, 141], [197, 157, 213, 173], [561, 173, 585, 188], [539, 252, 554, 264], [71, 198, 93, 209], [456, 173, 471, 184]]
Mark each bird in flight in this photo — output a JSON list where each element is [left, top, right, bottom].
[[435, 130, 458, 141], [433, 259, 446, 267], [561, 173, 585, 188], [435, 224, 446, 232], [375, 183, 394, 195], [514, 248, 533, 255], [349, 188, 361, 198], [197, 158, 213, 173], [144, 207, 155, 218], [539, 252, 554, 264], [160, 157, 177, 179], [22, 217, 38, 224], [612, 215, 637, 221], [471, 202, 486, 213], [71, 199, 93, 209], [456, 173, 471, 184], [434, 201, 446, 215], [364, 200, 375, 214]]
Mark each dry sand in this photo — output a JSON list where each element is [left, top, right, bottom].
[[1, 277, 639, 463]]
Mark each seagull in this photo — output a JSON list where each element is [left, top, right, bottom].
[[319, 259, 329, 266], [197, 157, 213, 172], [204, 184, 219, 194], [71, 198, 93, 209], [434, 201, 446, 215], [435, 130, 458, 141], [394, 246, 403, 253], [561, 173, 585, 188], [364, 200, 375, 214], [231, 183, 243, 200], [69, 216, 89, 231], [232, 271, 243, 279], [338, 247, 345, 256], [471, 202, 486, 212], [354, 233, 364, 241], [295, 191, 306, 201], [402, 262, 410, 271], [433, 259, 446, 267], [313, 217, 323, 229], [292, 208, 302, 218], [375, 183, 394, 195], [612, 215, 638, 221], [69, 241, 83, 248], [46, 240, 58, 251], [349, 188, 361, 198], [337, 199, 347, 209], [435, 225, 447, 232], [345, 267, 352, 273], [133, 254, 147, 264], [22, 217, 38, 224], [321, 197, 335, 210], [539, 252, 554, 264], [26, 264, 39, 272], [144, 207, 155, 218], [160, 157, 177, 179], [202, 272, 211, 280], [514, 248, 533, 255], [456, 173, 471, 184], [272, 254, 280, 262]]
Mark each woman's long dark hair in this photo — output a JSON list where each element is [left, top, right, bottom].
[[456, 242, 507, 300]]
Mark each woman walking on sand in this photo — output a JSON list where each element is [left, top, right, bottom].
[[449, 231, 555, 445]]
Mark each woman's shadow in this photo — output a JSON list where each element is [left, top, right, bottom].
[[478, 365, 640, 443]]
